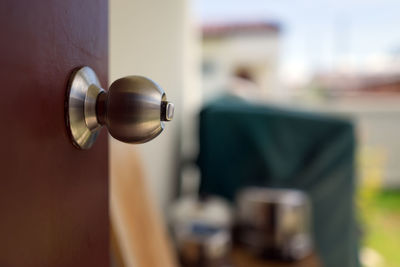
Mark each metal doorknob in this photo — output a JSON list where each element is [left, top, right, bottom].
[[66, 66, 174, 149]]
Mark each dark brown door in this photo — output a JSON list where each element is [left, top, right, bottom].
[[0, 1, 109, 266]]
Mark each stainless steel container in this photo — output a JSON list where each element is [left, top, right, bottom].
[[170, 197, 233, 267], [236, 187, 313, 261]]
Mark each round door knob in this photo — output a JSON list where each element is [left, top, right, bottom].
[[66, 66, 174, 149]]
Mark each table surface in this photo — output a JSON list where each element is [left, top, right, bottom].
[[230, 247, 320, 267]]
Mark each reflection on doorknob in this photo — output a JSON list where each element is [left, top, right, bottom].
[[65, 66, 174, 149]]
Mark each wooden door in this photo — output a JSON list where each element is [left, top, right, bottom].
[[0, 1, 109, 266]]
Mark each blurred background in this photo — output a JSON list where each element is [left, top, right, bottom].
[[110, 1, 400, 267]]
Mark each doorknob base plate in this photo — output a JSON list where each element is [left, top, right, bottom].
[[65, 67, 104, 149]]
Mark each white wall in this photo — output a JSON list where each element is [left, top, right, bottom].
[[202, 33, 280, 99], [110, 0, 200, 211]]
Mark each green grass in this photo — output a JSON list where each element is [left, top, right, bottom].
[[360, 190, 400, 267]]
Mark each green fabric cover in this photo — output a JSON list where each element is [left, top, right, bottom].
[[197, 95, 360, 267]]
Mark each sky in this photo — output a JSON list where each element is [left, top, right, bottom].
[[195, 0, 400, 82]]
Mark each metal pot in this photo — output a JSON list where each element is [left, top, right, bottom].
[[235, 187, 313, 261]]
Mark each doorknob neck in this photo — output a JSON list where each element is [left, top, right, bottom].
[[96, 91, 107, 126]]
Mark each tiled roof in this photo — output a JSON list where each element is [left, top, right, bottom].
[[202, 21, 280, 37]]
